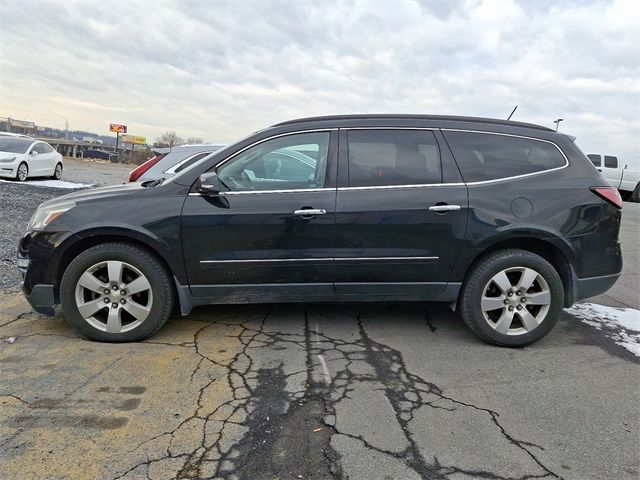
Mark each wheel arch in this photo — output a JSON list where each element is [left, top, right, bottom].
[[459, 236, 576, 308], [54, 228, 185, 303]]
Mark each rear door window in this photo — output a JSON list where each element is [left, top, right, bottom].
[[587, 154, 602, 167], [443, 131, 566, 182], [604, 155, 618, 168], [346, 130, 442, 187]]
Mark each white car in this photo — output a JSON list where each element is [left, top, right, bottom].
[[587, 154, 640, 202], [0, 136, 63, 181]]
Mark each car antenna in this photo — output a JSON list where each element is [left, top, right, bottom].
[[507, 105, 518, 121]]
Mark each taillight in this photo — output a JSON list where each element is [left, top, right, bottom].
[[128, 154, 166, 182], [590, 186, 623, 209]]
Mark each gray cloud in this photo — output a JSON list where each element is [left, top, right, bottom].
[[0, 0, 637, 164]]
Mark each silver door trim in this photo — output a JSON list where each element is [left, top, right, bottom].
[[199, 256, 439, 264], [428, 205, 461, 212]]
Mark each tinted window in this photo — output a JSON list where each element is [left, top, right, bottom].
[[347, 130, 441, 187], [604, 155, 618, 168], [444, 131, 566, 182], [0, 138, 32, 153], [41, 143, 54, 153], [217, 132, 329, 191], [587, 154, 601, 167]]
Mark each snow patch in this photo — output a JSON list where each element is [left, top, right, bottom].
[[566, 303, 640, 356], [0, 179, 93, 189]]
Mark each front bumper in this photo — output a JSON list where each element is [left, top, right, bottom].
[[23, 283, 56, 316], [0, 165, 17, 178]]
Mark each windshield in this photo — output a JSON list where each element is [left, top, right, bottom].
[[0, 137, 33, 153]]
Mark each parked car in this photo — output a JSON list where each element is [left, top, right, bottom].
[[0, 137, 63, 181], [84, 149, 118, 162], [128, 144, 225, 183], [587, 154, 639, 202], [19, 115, 622, 346]]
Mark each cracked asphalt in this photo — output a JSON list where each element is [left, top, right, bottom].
[[0, 162, 638, 479], [1, 294, 638, 480]]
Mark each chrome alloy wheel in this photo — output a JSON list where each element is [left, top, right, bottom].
[[480, 267, 551, 336], [54, 163, 62, 179], [74, 260, 153, 333], [17, 163, 28, 181]]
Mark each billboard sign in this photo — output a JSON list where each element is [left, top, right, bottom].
[[109, 123, 127, 133], [121, 134, 147, 145]]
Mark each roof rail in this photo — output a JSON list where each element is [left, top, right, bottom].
[[272, 114, 554, 132]]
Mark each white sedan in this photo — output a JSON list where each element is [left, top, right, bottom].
[[0, 136, 63, 181]]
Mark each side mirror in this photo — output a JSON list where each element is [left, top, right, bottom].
[[198, 172, 221, 195], [30, 150, 38, 156]]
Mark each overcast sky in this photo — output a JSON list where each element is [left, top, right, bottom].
[[1, 0, 638, 164]]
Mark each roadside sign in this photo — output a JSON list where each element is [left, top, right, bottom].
[[121, 134, 146, 145], [109, 123, 127, 133]]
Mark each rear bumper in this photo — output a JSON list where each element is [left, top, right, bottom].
[[23, 283, 56, 316], [573, 273, 620, 303]]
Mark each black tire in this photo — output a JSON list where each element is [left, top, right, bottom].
[[16, 162, 28, 181], [51, 162, 63, 180], [60, 242, 175, 342], [632, 183, 640, 203], [458, 249, 564, 347]]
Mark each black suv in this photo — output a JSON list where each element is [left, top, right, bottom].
[[19, 115, 623, 346]]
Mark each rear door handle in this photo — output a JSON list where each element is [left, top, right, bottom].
[[429, 205, 461, 212], [293, 208, 326, 216]]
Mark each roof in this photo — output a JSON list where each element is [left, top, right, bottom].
[[272, 114, 554, 132]]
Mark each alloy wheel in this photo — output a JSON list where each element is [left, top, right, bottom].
[[54, 164, 62, 179], [74, 260, 153, 333], [17, 164, 27, 181], [480, 266, 551, 336]]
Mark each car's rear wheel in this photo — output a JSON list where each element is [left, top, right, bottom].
[[459, 249, 563, 347], [16, 162, 28, 181], [51, 162, 63, 180], [632, 183, 639, 203], [60, 242, 174, 342]]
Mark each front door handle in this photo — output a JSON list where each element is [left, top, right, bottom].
[[428, 204, 461, 212], [293, 208, 326, 217]]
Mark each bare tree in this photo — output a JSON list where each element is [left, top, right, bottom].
[[185, 136, 204, 144], [154, 130, 184, 147]]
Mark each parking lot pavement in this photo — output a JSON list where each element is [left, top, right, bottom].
[[0, 292, 638, 479]]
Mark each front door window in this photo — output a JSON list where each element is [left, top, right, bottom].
[[217, 132, 330, 191]]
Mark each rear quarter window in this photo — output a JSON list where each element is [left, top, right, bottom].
[[443, 131, 566, 182]]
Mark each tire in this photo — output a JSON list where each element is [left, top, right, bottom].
[[458, 249, 563, 347], [60, 242, 175, 342], [16, 162, 28, 181], [51, 162, 63, 180], [632, 183, 640, 203]]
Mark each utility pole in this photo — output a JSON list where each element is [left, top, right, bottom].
[[553, 118, 563, 131]]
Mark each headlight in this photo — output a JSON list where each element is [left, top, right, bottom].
[[28, 201, 76, 231], [0, 156, 16, 163]]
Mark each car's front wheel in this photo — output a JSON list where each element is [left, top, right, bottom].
[[51, 162, 63, 180], [60, 242, 175, 342], [459, 249, 563, 347], [16, 162, 28, 181]]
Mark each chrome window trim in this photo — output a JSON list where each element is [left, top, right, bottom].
[[440, 128, 570, 185], [188, 187, 335, 196], [183, 126, 570, 193], [200, 256, 439, 264]]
